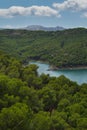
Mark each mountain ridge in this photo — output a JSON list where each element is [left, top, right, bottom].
[[24, 25, 65, 31]]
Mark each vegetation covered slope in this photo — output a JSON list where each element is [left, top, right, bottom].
[[0, 52, 87, 130], [0, 28, 87, 67]]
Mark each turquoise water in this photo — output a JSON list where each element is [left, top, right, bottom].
[[30, 61, 87, 84]]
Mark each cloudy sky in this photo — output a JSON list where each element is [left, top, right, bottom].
[[0, 0, 87, 28]]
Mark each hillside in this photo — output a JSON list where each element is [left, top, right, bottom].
[[0, 52, 87, 130], [0, 28, 87, 68]]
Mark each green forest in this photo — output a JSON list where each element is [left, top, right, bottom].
[[0, 28, 87, 129], [0, 28, 87, 68], [0, 52, 87, 130]]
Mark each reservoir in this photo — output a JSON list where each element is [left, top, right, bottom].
[[30, 61, 87, 85]]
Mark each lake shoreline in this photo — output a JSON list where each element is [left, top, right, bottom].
[[29, 60, 87, 70], [29, 60, 87, 84], [49, 65, 87, 71]]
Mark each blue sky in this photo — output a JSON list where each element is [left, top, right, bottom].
[[0, 0, 87, 28]]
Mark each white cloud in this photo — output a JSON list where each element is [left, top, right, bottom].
[[2, 25, 20, 29], [1, 1, 87, 19], [3, 25, 14, 29], [53, 0, 87, 11], [0, 5, 60, 18], [82, 12, 87, 18], [53, 0, 87, 17]]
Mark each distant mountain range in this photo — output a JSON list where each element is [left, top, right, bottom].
[[24, 25, 65, 31]]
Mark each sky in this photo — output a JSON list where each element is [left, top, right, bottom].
[[0, 0, 87, 28]]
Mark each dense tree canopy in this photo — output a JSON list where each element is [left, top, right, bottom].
[[0, 28, 87, 68], [0, 52, 87, 130]]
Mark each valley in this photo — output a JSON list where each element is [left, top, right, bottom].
[[0, 28, 87, 68]]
